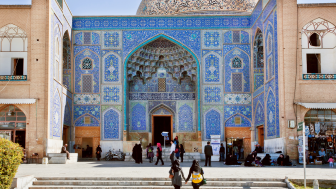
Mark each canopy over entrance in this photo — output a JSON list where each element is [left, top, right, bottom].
[[296, 102, 336, 109]]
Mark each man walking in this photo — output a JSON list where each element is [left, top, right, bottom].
[[170, 140, 176, 165], [61, 144, 70, 160], [204, 141, 213, 167]]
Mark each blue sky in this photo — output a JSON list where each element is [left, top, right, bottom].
[[1, 0, 336, 16]]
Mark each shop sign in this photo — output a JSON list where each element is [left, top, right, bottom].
[[297, 122, 304, 131], [315, 122, 321, 135]]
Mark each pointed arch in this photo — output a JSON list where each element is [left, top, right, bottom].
[[102, 51, 121, 84], [52, 88, 62, 138], [225, 113, 251, 128], [123, 34, 201, 131], [102, 107, 121, 140], [203, 51, 222, 84], [225, 113, 252, 124], [266, 87, 276, 138], [204, 108, 222, 140], [254, 101, 265, 127], [150, 104, 175, 116]]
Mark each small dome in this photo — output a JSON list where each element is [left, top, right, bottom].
[[136, 0, 258, 16]]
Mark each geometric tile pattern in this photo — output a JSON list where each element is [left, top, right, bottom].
[[75, 32, 83, 45], [52, 91, 61, 138], [224, 105, 252, 121], [303, 74, 336, 80], [202, 50, 222, 57], [102, 85, 122, 105], [224, 31, 232, 43], [202, 30, 222, 49], [254, 101, 265, 127], [84, 32, 91, 44], [103, 52, 121, 83], [224, 94, 251, 104], [204, 53, 221, 83], [232, 73, 243, 92], [82, 75, 93, 93], [254, 73, 264, 90], [103, 107, 121, 140], [266, 89, 276, 138], [232, 57, 242, 68], [74, 94, 100, 104], [103, 31, 122, 49], [129, 93, 195, 101], [148, 101, 176, 113], [131, 102, 147, 131], [178, 103, 194, 132], [203, 86, 223, 104], [74, 105, 101, 127], [153, 107, 171, 115], [225, 114, 251, 127], [241, 31, 250, 43], [233, 31, 240, 43], [205, 109, 221, 139], [92, 32, 100, 45]]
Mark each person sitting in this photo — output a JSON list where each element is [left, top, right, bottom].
[[61, 144, 70, 160], [284, 155, 292, 166], [261, 154, 272, 166], [255, 144, 263, 153], [244, 154, 254, 166], [318, 148, 327, 164], [277, 154, 285, 166], [255, 157, 263, 167]]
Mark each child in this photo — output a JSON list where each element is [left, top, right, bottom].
[[255, 157, 263, 167], [328, 156, 334, 168]]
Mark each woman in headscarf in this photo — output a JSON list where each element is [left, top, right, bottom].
[[185, 160, 204, 189], [96, 145, 102, 161], [132, 144, 137, 163], [244, 154, 254, 166], [147, 143, 154, 163], [180, 144, 185, 163], [277, 154, 285, 166], [261, 154, 272, 166], [137, 144, 143, 164], [169, 160, 185, 189], [155, 143, 164, 165]]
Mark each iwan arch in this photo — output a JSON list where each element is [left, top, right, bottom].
[[2, 0, 336, 161]]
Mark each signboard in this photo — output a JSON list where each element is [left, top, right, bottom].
[[297, 122, 304, 131], [210, 135, 220, 156]]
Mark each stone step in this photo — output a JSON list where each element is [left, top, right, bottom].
[[35, 178, 285, 182], [30, 185, 288, 189], [32, 180, 287, 187]]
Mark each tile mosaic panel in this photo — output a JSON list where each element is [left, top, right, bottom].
[[224, 31, 232, 43], [232, 31, 240, 43], [177, 102, 194, 132], [73, 16, 251, 31], [153, 107, 171, 115], [203, 86, 223, 104], [102, 50, 122, 56], [84, 32, 91, 44], [254, 100, 265, 127], [129, 93, 195, 101], [202, 30, 222, 49], [232, 73, 243, 92], [92, 32, 100, 45], [103, 52, 121, 83], [74, 105, 100, 122], [63, 98, 72, 127], [241, 31, 250, 43], [224, 94, 252, 105], [75, 32, 83, 45], [202, 50, 222, 57], [74, 94, 100, 105], [224, 105, 252, 121], [254, 73, 264, 91], [148, 101, 176, 113], [203, 53, 222, 84], [75, 115, 100, 127], [102, 85, 122, 105], [103, 107, 121, 140], [130, 102, 147, 131], [266, 89, 276, 138], [225, 114, 251, 127], [52, 91, 62, 138], [204, 108, 221, 139], [102, 31, 122, 49]]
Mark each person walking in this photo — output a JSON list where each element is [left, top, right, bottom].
[[155, 143, 164, 165], [170, 140, 176, 165], [174, 136, 179, 148], [219, 143, 225, 162], [185, 160, 204, 189], [169, 160, 186, 189], [147, 143, 154, 163], [175, 145, 180, 160], [204, 141, 213, 167], [180, 144, 185, 163], [96, 145, 102, 161]]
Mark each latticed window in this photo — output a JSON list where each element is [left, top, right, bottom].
[[233, 31, 240, 43], [232, 73, 243, 92], [232, 57, 242, 68], [158, 78, 166, 92], [82, 75, 93, 93], [82, 58, 92, 69], [254, 29, 264, 68]]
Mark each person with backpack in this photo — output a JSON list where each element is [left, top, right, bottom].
[[169, 160, 185, 189], [147, 143, 154, 163], [174, 136, 179, 148], [180, 144, 185, 163], [185, 160, 205, 189], [175, 145, 180, 160], [155, 143, 164, 165]]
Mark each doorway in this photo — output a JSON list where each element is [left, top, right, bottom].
[[258, 126, 264, 148], [152, 115, 172, 146], [63, 126, 69, 146], [81, 137, 93, 158], [226, 138, 244, 160]]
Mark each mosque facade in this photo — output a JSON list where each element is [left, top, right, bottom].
[[1, 0, 336, 161]]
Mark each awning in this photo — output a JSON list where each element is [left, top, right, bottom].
[[295, 102, 336, 109], [0, 99, 36, 104]]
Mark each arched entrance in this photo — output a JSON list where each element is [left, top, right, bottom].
[[150, 105, 174, 145], [0, 105, 26, 148], [124, 35, 201, 143]]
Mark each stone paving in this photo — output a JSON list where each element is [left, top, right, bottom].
[[16, 161, 336, 180]]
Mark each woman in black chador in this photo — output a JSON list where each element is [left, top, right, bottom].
[[96, 145, 102, 161]]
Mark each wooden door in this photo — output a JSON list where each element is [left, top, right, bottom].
[[258, 126, 264, 147]]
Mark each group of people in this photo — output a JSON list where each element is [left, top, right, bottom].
[[244, 151, 292, 167], [169, 137, 185, 165], [169, 159, 205, 189]]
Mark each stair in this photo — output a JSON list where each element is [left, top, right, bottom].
[[29, 177, 288, 189], [124, 148, 201, 162]]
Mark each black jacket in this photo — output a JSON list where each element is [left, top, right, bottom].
[[204, 145, 213, 156], [220, 146, 225, 153]]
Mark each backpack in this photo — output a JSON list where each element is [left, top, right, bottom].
[[148, 147, 153, 153]]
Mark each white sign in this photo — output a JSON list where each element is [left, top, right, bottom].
[[210, 135, 220, 156]]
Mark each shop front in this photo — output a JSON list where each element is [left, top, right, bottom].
[[304, 109, 336, 164]]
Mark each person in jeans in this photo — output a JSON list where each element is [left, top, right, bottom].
[[204, 141, 213, 167], [169, 160, 185, 189], [219, 143, 225, 162], [170, 140, 176, 165]]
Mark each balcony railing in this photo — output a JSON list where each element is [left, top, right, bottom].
[[303, 74, 336, 80], [0, 75, 27, 81]]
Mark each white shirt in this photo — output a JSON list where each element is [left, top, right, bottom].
[[170, 143, 176, 154]]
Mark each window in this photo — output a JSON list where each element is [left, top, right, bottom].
[[254, 29, 264, 68], [309, 33, 320, 47], [84, 32, 91, 45], [84, 116, 91, 124], [232, 73, 243, 92], [233, 31, 240, 43], [82, 75, 93, 93], [307, 54, 321, 73], [234, 116, 241, 125], [232, 57, 242, 68], [12, 59, 24, 75], [158, 78, 166, 92], [82, 58, 92, 70], [304, 109, 336, 135]]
